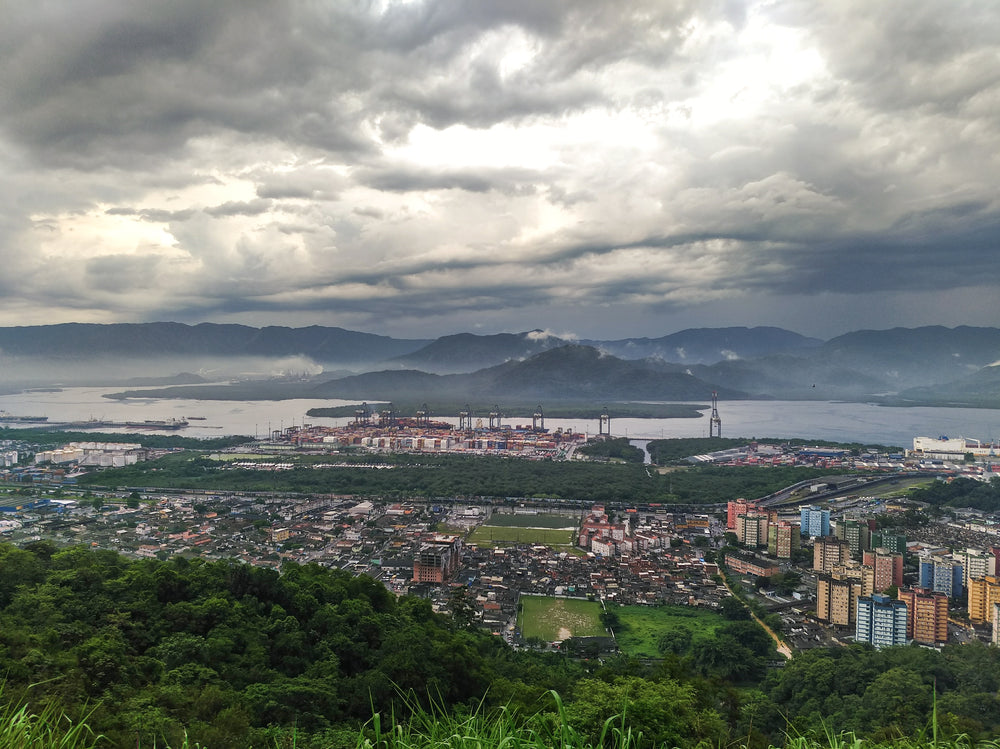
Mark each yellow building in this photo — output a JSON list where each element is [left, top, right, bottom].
[[897, 587, 948, 644], [817, 573, 861, 626], [967, 575, 1000, 623], [814, 536, 851, 574]]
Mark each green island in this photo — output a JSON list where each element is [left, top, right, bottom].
[[305, 401, 707, 420]]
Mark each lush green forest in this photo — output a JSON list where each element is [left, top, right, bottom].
[[576, 438, 645, 463], [908, 476, 1000, 513], [0, 542, 739, 748], [306, 401, 704, 420], [646, 437, 902, 465], [0, 428, 252, 451], [1, 542, 1000, 748], [77, 451, 838, 505]]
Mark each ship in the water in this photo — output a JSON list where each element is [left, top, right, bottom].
[[123, 418, 189, 430], [0, 411, 48, 423]]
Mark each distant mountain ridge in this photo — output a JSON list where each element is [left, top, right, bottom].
[[2, 322, 1000, 407], [584, 326, 824, 365], [0, 322, 431, 364], [390, 330, 569, 372], [313, 345, 746, 402], [390, 326, 823, 373]]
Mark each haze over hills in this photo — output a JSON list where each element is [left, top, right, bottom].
[[583, 327, 824, 366], [391, 326, 824, 373], [1, 322, 999, 408], [0, 322, 430, 364], [313, 345, 745, 403]]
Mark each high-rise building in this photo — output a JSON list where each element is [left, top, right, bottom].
[[871, 531, 907, 555], [967, 574, 1000, 623], [836, 519, 871, 560], [767, 521, 800, 559], [817, 573, 861, 626], [897, 587, 948, 645], [727, 498, 760, 530], [955, 548, 995, 591], [412, 534, 463, 583], [736, 511, 769, 547], [918, 555, 964, 598], [833, 562, 877, 598], [800, 506, 831, 538], [856, 593, 908, 649], [863, 549, 904, 592], [814, 536, 851, 574], [993, 602, 1000, 646]]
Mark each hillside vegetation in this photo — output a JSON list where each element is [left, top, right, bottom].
[[78, 451, 839, 504], [2, 543, 1000, 748]]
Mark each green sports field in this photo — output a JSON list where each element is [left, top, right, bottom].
[[467, 525, 576, 547], [485, 513, 579, 529], [614, 604, 724, 658], [517, 596, 605, 641]]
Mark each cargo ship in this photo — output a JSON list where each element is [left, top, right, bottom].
[[123, 418, 189, 430], [0, 411, 48, 423]]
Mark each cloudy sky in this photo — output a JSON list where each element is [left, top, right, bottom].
[[2, 1, 998, 340]]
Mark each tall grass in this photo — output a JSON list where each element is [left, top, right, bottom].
[[355, 690, 652, 749], [0, 695, 101, 749], [3, 688, 1000, 749]]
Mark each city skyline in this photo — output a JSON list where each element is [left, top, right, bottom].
[[2, 1, 999, 340]]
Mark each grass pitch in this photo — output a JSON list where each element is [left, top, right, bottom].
[[518, 596, 605, 641], [485, 513, 580, 529], [467, 525, 575, 547], [614, 604, 724, 658]]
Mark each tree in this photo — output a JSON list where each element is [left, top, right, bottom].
[[720, 596, 750, 620], [860, 667, 931, 738], [600, 608, 621, 631], [691, 636, 763, 681], [657, 629, 693, 656], [448, 586, 475, 630], [771, 571, 802, 596]]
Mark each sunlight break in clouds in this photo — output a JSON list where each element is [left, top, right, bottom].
[[0, 0, 998, 338]]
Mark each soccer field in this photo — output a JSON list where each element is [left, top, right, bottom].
[[467, 525, 575, 547], [485, 513, 579, 529], [614, 604, 724, 657], [518, 596, 605, 641]]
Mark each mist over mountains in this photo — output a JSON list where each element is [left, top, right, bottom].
[[0, 323, 998, 408]]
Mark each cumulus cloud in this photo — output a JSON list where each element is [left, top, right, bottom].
[[0, 0, 998, 337]]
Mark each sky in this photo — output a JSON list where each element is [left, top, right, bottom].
[[2, 1, 999, 341]]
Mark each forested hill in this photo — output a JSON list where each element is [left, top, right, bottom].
[[3, 542, 1000, 748], [0, 542, 721, 748]]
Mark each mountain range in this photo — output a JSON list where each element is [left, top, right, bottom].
[[1, 323, 998, 408]]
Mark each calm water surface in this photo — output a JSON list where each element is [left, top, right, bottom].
[[0, 387, 997, 448]]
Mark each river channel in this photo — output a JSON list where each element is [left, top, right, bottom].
[[0, 387, 998, 449]]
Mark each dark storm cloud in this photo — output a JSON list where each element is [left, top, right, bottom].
[[357, 166, 541, 195], [0, 0, 998, 336], [106, 207, 197, 223], [86, 254, 164, 292], [0, 1, 699, 166], [204, 200, 273, 218], [0, 0, 374, 167], [780, 1, 1000, 113]]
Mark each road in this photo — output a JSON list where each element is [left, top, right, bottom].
[[720, 574, 793, 659]]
